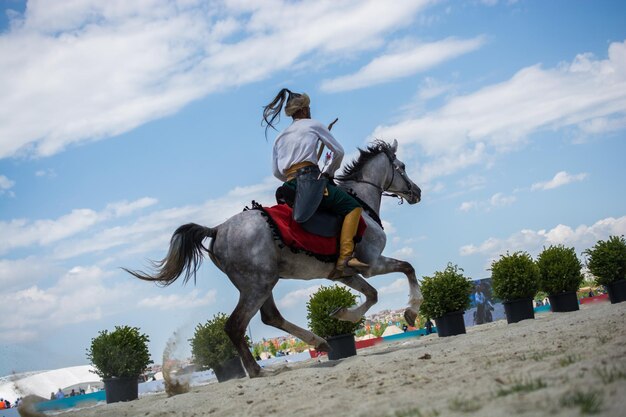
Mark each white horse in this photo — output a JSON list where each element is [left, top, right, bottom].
[[126, 140, 422, 377]]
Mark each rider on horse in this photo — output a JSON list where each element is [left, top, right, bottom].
[[263, 88, 368, 277]]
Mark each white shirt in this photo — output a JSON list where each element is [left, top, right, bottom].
[[272, 118, 344, 182]]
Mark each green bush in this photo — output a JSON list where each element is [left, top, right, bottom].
[[535, 290, 548, 302], [190, 313, 245, 370], [536, 245, 583, 294], [306, 285, 363, 338], [585, 236, 626, 286], [419, 263, 473, 319], [491, 252, 539, 301], [87, 325, 152, 379]]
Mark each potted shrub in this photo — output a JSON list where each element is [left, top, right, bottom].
[[585, 235, 626, 304], [307, 284, 363, 360], [86, 325, 153, 404], [491, 252, 539, 324], [419, 263, 473, 337], [190, 313, 247, 382], [536, 245, 583, 312]]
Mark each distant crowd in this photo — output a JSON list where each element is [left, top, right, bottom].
[[0, 385, 105, 410], [50, 387, 87, 400], [0, 386, 93, 410], [0, 397, 19, 409]]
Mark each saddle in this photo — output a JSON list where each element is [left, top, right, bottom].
[[275, 185, 342, 238]]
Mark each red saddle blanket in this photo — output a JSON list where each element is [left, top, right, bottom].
[[261, 204, 367, 257]]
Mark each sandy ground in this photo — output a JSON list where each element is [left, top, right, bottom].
[[54, 301, 625, 417]]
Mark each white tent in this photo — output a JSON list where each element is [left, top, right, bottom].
[[381, 325, 404, 337]]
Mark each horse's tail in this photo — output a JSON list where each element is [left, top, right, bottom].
[[123, 223, 216, 286]]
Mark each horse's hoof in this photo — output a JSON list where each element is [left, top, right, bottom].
[[404, 309, 417, 327], [247, 365, 264, 378], [250, 370, 268, 378], [315, 340, 331, 353], [254, 367, 288, 378]]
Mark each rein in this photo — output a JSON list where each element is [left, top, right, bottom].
[[351, 151, 415, 205]]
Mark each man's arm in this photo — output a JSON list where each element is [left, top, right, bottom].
[[310, 120, 344, 177]]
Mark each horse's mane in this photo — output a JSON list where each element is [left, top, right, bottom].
[[338, 140, 394, 180]]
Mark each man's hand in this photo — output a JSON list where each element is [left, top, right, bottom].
[[321, 172, 336, 185]]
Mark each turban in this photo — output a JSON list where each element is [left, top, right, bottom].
[[285, 93, 310, 117]]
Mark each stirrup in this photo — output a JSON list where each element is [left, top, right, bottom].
[[328, 257, 369, 279], [345, 257, 369, 269]]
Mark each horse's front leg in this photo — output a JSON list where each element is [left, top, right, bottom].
[[363, 256, 422, 326], [260, 294, 331, 353], [330, 274, 378, 323]]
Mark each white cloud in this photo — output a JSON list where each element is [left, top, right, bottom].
[[459, 201, 477, 212], [531, 171, 588, 191], [416, 143, 490, 183], [0, 257, 58, 292], [425, 181, 446, 194], [321, 36, 486, 92], [381, 220, 396, 234], [392, 236, 426, 246], [372, 40, 626, 182], [0, 0, 433, 159], [489, 192, 516, 207], [35, 168, 56, 178], [104, 197, 158, 217], [277, 285, 322, 309], [479, 0, 519, 5], [395, 77, 456, 119], [0, 265, 135, 343], [391, 246, 414, 258], [417, 77, 455, 101], [138, 289, 217, 311], [0, 209, 101, 254], [379, 278, 407, 295], [457, 174, 486, 189], [460, 215, 626, 258], [50, 178, 276, 260], [577, 115, 626, 135], [0, 197, 159, 254], [458, 192, 515, 212], [0, 175, 15, 190]]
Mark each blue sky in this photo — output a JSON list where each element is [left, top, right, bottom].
[[1, 0, 625, 377]]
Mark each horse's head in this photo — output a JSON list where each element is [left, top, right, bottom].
[[338, 139, 421, 204], [384, 139, 421, 204]]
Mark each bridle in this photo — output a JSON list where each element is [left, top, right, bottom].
[[354, 151, 417, 204]]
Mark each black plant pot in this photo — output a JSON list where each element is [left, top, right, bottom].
[[103, 376, 139, 404], [213, 356, 246, 382], [327, 333, 357, 360], [548, 291, 579, 312], [434, 310, 466, 337], [606, 279, 626, 304], [503, 298, 535, 324]]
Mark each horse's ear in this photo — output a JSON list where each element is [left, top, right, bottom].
[[391, 139, 398, 153]]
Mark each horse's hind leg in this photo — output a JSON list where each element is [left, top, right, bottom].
[[329, 274, 378, 323], [363, 256, 422, 326], [224, 289, 273, 378], [260, 295, 331, 353]]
